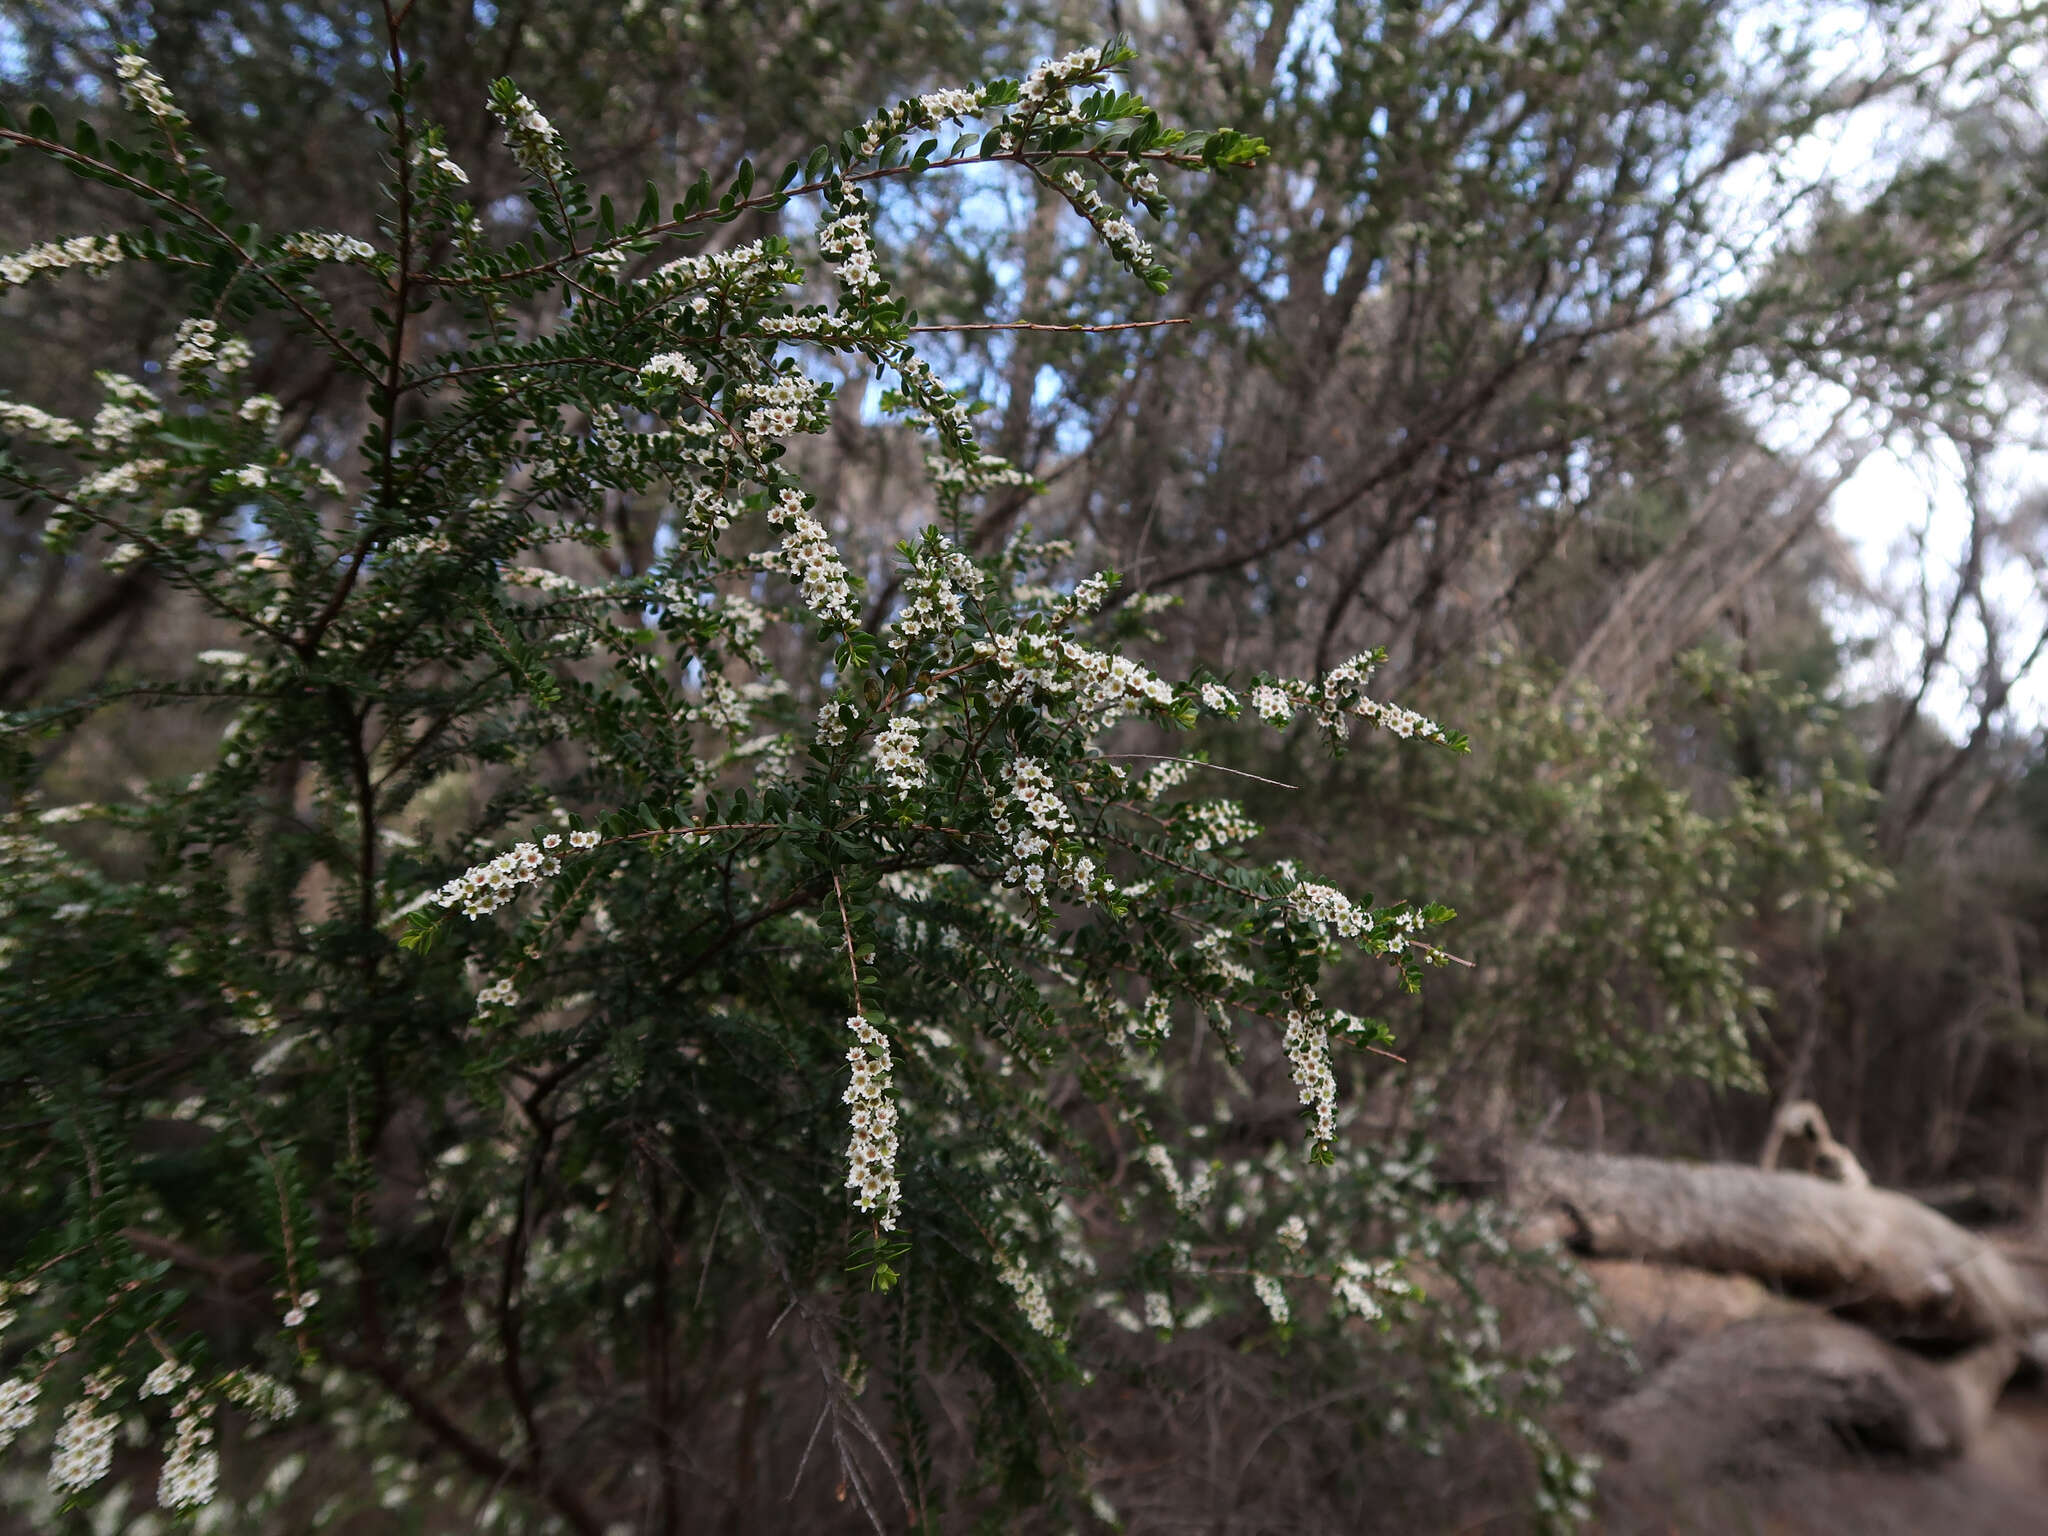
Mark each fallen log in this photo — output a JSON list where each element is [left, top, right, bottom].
[[1597, 1315, 2020, 1479], [1512, 1146, 2048, 1344]]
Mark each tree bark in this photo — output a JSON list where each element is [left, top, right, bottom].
[[1513, 1146, 2048, 1343]]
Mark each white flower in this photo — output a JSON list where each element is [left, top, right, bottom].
[[0, 234, 125, 287], [142, 1360, 194, 1398], [76, 458, 167, 500], [105, 541, 146, 572], [168, 317, 217, 372], [492, 90, 566, 179], [116, 52, 187, 127], [1252, 684, 1295, 726], [640, 352, 700, 387], [997, 1255, 1059, 1337], [1289, 881, 1372, 942], [1277, 1213, 1309, 1253], [1200, 681, 1239, 714], [869, 717, 926, 795], [766, 489, 857, 628], [475, 977, 519, 1013], [1334, 1256, 1401, 1320], [0, 1377, 38, 1450], [434, 841, 558, 919], [238, 395, 281, 429], [843, 1014, 901, 1229], [816, 698, 852, 748], [49, 1393, 117, 1494], [161, 506, 203, 537], [1142, 1291, 1173, 1330], [222, 1370, 298, 1420], [1253, 1273, 1290, 1326], [0, 399, 83, 442], [1283, 1008, 1337, 1149], [280, 230, 378, 263], [414, 142, 470, 184], [157, 1401, 218, 1510]]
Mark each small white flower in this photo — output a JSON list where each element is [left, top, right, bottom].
[[640, 352, 700, 387], [1253, 1273, 1290, 1326], [141, 1360, 194, 1398]]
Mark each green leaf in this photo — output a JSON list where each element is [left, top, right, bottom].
[[399, 911, 444, 954]]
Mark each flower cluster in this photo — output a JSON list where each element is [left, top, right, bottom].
[[1173, 799, 1261, 853], [1054, 167, 1158, 278], [817, 199, 884, 293], [739, 372, 828, 445], [116, 51, 187, 128], [1253, 1273, 1290, 1326], [870, 716, 927, 795], [997, 1255, 1059, 1337], [280, 230, 378, 263], [476, 977, 519, 1013], [994, 756, 1075, 898], [765, 488, 857, 628], [75, 457, 167, 501], [49, 1379, 118, 1494], [141, 1360, 194, 1398], [90, 378, 162, 451], [652, 239, 791, 298], [1252, 684, 1294, 726], [843, 1014, 901, 1228], [434, 838, 563, 918], [851, 84, 991, 160], [168, 317, 217, 373], [0, 399, 83, 442], [891, 539, 982, 647], [1, 234, 125, 287], [491, 89, 566, 179], [1352, 694, 1449, 742], [1283, 1008, 1338, 1150], [640, 352, 700, 388], [413, 141, 470, 184], [221, 1371, 299, 1421], [1289, 880, 1373, 942], [1016, 46, 1105, 117], [816, 698, 852, 747], [0, 1378, 37, 1451], [157, 1396, 219, 1510], [1334, 1256, 1406, 1321]]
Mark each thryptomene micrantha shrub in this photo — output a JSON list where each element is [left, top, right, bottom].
[[0, 18, 1598, 1532]]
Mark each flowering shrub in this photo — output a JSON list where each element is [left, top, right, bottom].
[[0, 21, 1593, 1531]]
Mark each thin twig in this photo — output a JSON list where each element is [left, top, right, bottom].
[[907, 317, 1191, 334], [1095, 753, 1298, 790]]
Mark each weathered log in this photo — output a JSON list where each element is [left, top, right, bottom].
[[1597, 1315, 2021, 1479], [1513, 1146, 2048, 1343]]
